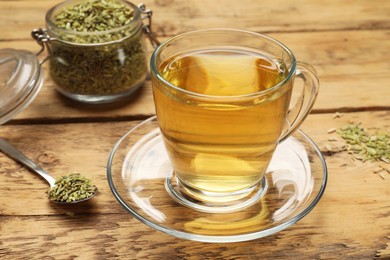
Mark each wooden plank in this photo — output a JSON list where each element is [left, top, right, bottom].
[[0, 29, 389, 123], [0, 112, 389, 258], [0, 112, 388, 208], [1, 0, 388, 259], [0, 0, 389, 40], [0, 120, 136, 216], [1, 212, 388, 259]]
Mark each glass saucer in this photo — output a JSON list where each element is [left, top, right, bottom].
[[107, 116, 327, 243]]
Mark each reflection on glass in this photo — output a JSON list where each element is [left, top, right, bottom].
[[268, 137, 314, 221], [107, 117, 326, 242]]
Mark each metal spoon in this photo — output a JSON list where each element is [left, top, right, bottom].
[[0, 138, 97, 204]]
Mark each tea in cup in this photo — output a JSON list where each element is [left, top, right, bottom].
[[150, 29, 319, 212]]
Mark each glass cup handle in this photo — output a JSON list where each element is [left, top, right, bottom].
[[279, 62, 320, 142]]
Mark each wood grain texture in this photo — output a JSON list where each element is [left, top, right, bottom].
[[1, 213, 388, 259], [0, 0, 389, 258], [0, 29, 389, 123], [0, 112, 389, 259], [0, 0, 389, 40]]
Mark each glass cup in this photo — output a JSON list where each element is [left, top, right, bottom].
[[150, 28, 319, 212]]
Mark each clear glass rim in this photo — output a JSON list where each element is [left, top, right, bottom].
[[0, 49, 43, 125], [45, 0, 142, 43], [106, 116, 328, 243], [150, 28, 297, 100]]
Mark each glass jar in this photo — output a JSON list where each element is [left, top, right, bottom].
[[0, 1, 159, 125], [34, 0, 159, 104]]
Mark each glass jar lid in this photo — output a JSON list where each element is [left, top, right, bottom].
[[0, 48, 43, 125]]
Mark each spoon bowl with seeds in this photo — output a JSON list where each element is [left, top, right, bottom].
[[0, 138, 97, 204]]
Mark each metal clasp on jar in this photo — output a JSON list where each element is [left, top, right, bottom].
[[139, 3, 160, 48], [31, 28, 51, 65]]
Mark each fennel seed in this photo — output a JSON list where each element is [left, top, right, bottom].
[[336, 124, 390, 163], [47, 173, 97, 203]]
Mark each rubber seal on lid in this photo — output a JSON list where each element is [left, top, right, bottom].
[[0, 48, 43, 125]]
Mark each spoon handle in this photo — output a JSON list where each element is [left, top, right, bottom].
[[0, 138, 56, 187]]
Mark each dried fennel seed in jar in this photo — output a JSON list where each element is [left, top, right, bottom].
[[47, 173, 97, 203], [48, 0, 147, 96]]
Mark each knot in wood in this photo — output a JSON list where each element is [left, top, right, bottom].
[[37, 152, 59, 166]]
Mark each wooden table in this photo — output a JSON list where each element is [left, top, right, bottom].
[[1, 0, 389, 259]]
